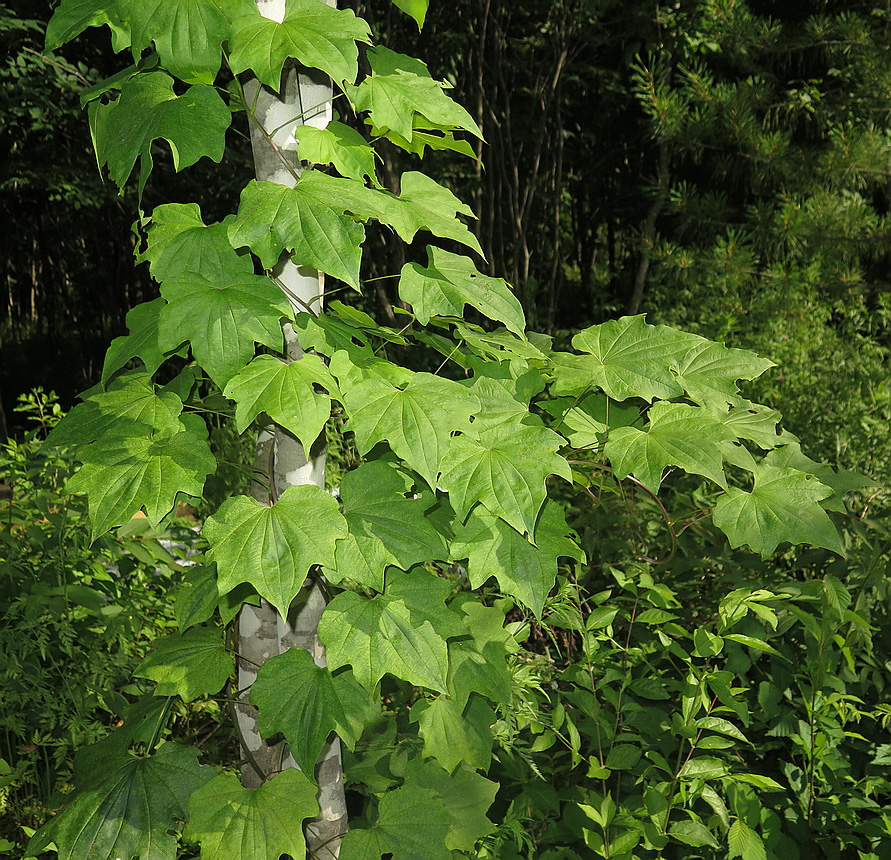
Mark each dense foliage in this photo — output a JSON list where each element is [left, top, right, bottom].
[[0, 1, 888, 860]]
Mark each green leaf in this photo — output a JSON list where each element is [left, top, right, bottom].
[[439, 422, 571, 536], [399, 247, 525, 337], [391, 0, 428, 28], [251, 648, 379, 774], [205, 485, 348, 615], [67, 427, 215, 539], [89, 72, 230, 193], [49, 371, 185, 449], [223, 354, 338, 448], [227, 178, 365, 288], [605, 744, 642, 770], [669, 819, 721, 849], [695, 716, 750, 744], [228, 0, 371, 88], [319, 570, 464, 692], [410, 694, 495, 772], [295, 120, 377, 183], [728, 820, 767, 860], [27, 743, 213, 860], [671, 339, 774, 407], [343, 372, 478, 489], [450, 501, 582, 618], [712, 464, 844, 556], [46, 0, 130, 54], [346, 46, 482, 142], [174, 565, 220, 631], [403, 759, 496, 851], [139, 204, 254, 284], [102, 299, 168, 383], [544, 392, 640, 449], [332, 461, 449, 589], [126, 0, 254, 84], [551, 315, 702, 400], [185, 769, 319, 860], [135, 626, 232, 701], [340, 784, 453, 860], [716, 404, 788, 449], [447, 600, 516, 707], [604, 402, 734, 492], [159, 273, 290, 388], [678, 756, 728, 780], [722, 633, 785, 657]]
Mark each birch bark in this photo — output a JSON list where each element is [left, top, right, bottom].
[[234, 2, 347, 856]]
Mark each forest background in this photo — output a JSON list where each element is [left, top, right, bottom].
[[1, 0, 890, 859]]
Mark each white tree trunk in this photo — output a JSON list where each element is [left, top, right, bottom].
[[235, 2, 347, 856]]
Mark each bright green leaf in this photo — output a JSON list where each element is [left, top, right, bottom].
[[672, 339, 774, 408], [295, 120, 377, 182], [251, 648, 379, 774], [319, 570, 463, 692], [713, 464, 844, 556], [399, 247, 524, 337], [340, 785, 453, 860], [410, 694, 495, 772], [346, 45, 481, 142], [89, 72, 230, 193], [185, 769, 319, 860], [135, 626, 232, 701], [728, 819, 767, 860], [439, 423, 571, 536], [669, 819, 721, 849], [391, 0, 428, 29], [228, 0, 371, 88], [174, 565, 219, 631], [605, 402, 734, 492], [223, 353, 338, 447], [343, 372, 478, 488], [205, 484, 347, 615], [27, 743, 213, 860], [450, 501, 582, 618], [102, 299, 168, 383], [159, 273, 290, 388]]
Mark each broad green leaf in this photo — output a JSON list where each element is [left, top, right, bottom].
[[340, 785, 453, 860], [228, 0, 371, 88], [551, 315, 702, 400], [713, 464, 844, 556], [450, 501, 582, 618], [251, 648, 379, 774], [332, 461, 449, 588], [410, 695, 495, 772], [346, 46, 481, 142], [446, 601, 514, 707], [319, 571, 463, 692], [49, 371, 185, 449], [227, 178, 365, 287], [223, 353, 338, 448], [139, 204, 254, 284], [46, 0, 130, 54], [284, 172, 482, 255], [455, 321, 547, 362], [67, 427, 215, 538], [672, 339, 774, 407], [174, 565, 220, 631], [102, 299, 168, 383], [343, 373, 478, 488], [205, 484, 348, 615], [543, 393, 640, 449], [27, 743, 213, 860], [669, 819, 721, 849], [678, 756, 728, 780], [391, 0, 428, 28], [126, 0, 255, 84], [439, 423, 571, 536], [159, 273, 290, 388], [695, 716, 750, 744], [712, 403, 790, 448], [135, 625, 232, 701], [606, 744, 642, 770], [403, 759, 497, 851], [89, 72, 230, 192], [400, 247, 525, 337], [295, 120, 377, 183], [728, 820, 767, 860], [185, 769, 319, 860], [604, 401, 735, 492]]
